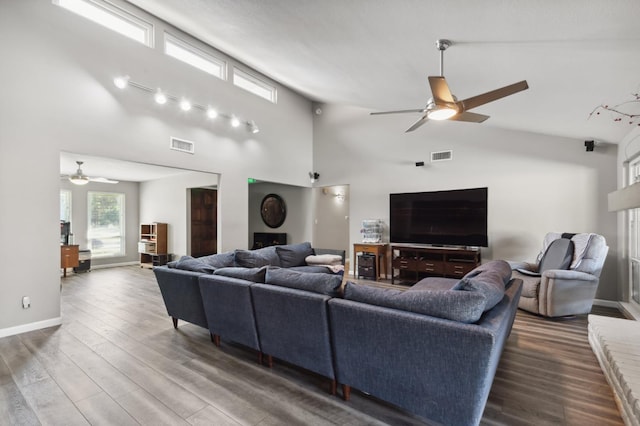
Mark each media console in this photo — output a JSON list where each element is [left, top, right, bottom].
[[391, 244, 481, 285]]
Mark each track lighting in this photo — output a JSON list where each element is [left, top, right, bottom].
[[154, 89, 167, 105], [112, 75, 259, 133], [248, 120, 260, 134], [113, 75, 129, 89], [179, 99, 192, 111], [207, 107, 218, 119]]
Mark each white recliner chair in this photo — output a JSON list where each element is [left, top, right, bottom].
[[510, 232, 608, 317]]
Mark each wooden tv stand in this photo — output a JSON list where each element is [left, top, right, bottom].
[[391, 244, 481, 285]]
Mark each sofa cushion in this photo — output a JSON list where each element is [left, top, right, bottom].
[[343, 282, 486, 323], [265, 267, 342, 297], [452, 260, 512, 311], [275, 242, 314, 268], [213, 266, 267, 283], [305, 254, 343, 266], [172, 256, 216, 273], [199, 251, 236, 269], [234, 246, 280, 268]]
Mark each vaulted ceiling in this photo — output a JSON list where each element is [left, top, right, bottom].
[[126, 0, 640, 144]]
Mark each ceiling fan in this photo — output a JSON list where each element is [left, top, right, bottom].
[[63, 161, 119, 185], [371, 39, 529, 132]]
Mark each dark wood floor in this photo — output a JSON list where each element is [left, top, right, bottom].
[[0, 266, 625, 425]]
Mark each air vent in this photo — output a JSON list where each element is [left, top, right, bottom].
[[431, 150, 452, 162], [170, 137, 195, 154]]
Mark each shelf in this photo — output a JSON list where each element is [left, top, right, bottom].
[[390, 244, 481, 284]]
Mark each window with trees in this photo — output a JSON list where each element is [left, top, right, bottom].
[[87, 191, 125, 258]]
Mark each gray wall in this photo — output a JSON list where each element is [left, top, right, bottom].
[[312, 103, 619, 301], [248, 182, 312, 247], [0, 0, 312, 334], [60, 179, 140, 266]]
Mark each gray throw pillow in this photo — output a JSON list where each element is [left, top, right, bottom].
[[343, 282, 487, 323], [265, 267, 342, 297], [174, 256, 216, 273], [199, 251, 235, 268], [455, 259, 511, 311], [213, 266, 267, 283], [275, 242, 314, 268], [234, 246, 280, 268]]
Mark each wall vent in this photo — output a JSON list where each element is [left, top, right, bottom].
[[431, 150, 453, 162], [170, 137, 195, 154]]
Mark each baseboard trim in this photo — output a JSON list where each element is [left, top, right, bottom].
[[0, 316, 62, 339], [618, 302, 640, 321], [90, 261, 139, 270], [593, 298, 620, 309]]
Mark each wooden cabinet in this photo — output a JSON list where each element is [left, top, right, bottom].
[[139, 223, 168, 268], [391, 244, 480, 284], [61, 245, 79, 277]]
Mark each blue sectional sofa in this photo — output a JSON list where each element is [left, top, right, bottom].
[[154, 251, 522, 426]]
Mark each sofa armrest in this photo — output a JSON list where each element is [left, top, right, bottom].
[[538, 269, 599, 317], [153, 266, 208, 328]]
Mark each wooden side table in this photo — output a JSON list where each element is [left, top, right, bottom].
[[353, 243, 388, 280], [61, 244, 79, 277]]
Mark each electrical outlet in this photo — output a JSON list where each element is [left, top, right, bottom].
[[22, 296, 30, 309]]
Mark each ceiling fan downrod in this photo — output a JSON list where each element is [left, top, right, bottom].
[[435, 39, 451, 77]]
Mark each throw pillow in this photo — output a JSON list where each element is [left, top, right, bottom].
[[456, 260, 511, 311], [199, 251, 235, 268], [305, 254, 343, 266], [173, 256, 216, 273], [265, 267, 342, 297], [234, 246, 280, 268], [343, 282, 487, 323], [213, 266, 268, 283], [275, 242, 314, 268]]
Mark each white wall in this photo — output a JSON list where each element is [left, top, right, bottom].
[[0, 0, 312, 333], [312, 185, 350, 257], [248, 182, 313, 247], [313, 104, 619, 300], [60, 179, 140, 266]]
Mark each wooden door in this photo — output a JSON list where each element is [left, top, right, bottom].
[[190, 188, 217, 257]]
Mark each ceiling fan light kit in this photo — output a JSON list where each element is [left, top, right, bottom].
[[66, 161, 119, 185], [371, 39, 529, 132]]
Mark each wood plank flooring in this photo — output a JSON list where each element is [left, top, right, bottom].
[[0, 266, 626, 425]]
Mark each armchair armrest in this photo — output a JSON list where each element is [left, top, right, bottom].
[[508, 261, 537, 271], [538, 269, 599, 317]]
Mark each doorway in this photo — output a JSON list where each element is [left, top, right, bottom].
[[190, 187, 218, 257]]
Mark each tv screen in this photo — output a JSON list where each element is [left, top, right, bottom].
[[390, 187, 488, 247]]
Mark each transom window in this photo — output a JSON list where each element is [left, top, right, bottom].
[[53, 0, 153, 47], [87, 191, 125, 258], [233, 67, 277, 103], [164, 33, 226, 80]]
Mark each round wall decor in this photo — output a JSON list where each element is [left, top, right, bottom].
[[260, 193, 286, 228]]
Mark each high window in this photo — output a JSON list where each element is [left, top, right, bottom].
[[60, 189, 72, 222], [628, 158, 640, 305], [164, 33, 226, 80], [87, 191, 125, 258], [53, 0, 153, 47], [233, 67, 277, 103]]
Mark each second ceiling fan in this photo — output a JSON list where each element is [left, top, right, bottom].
[[371, 39, 529, 132]]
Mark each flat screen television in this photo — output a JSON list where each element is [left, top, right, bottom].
[[390, 187, 488, 247]]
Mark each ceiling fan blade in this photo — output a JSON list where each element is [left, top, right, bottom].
[[370, 109, 425, 115], [458, 80, 529, 111], [405, 114, 429, 133], [449, 111, 490, 123], [89, 177, 119, 184], [428, 76, 455, 103]]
